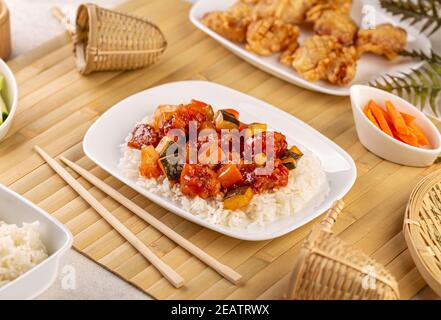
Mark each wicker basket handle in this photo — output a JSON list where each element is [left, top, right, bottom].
[[52, 6, 76, 36], [320, 199, 345, 231]]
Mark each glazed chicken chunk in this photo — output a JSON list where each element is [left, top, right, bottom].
[[356, 23, 407, 60], [246, 18, 300, 56], [308, 9, 358, 45], [291, 35, 357, 85], [252, 0, 317, 24]]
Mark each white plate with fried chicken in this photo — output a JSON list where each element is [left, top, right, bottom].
[[189, 0, 431, 96]]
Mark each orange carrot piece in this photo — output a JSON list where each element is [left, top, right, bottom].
[[368, 100, 393, 137], [408, 122, 430, 146], [400, 112, 416, 124], [363, 106, 380, 128], [217, 164, 243, 188], [385, 100, 409, 135], [397, 131, 419, 147]]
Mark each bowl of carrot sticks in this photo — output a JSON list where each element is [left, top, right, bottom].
[[350, 85, 441, 167]]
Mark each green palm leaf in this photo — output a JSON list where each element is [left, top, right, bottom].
[[370, 50, 441, 116], [380, 0, 441, 35]]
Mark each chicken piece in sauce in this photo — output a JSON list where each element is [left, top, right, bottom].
[[153, 100, 214, 136], [180, 164, 221, 199], [127, 124, 161, 149], [252, 159, 289, 193], [244, 131, 288, 158]]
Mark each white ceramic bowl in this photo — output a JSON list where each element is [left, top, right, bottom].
[[350, 85, 441, 167], [0, 185, 73, 299], [0, 58, 18, 141]]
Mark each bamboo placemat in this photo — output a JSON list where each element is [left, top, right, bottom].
[[3, 0, 440, 299]]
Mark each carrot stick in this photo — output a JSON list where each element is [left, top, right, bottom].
[[397, 131, 419, 147], [408, 122, 430, 146], [364, 106, 380, 128], [368, 100, 393, 137], [385, 100, 409, 135], [400, 112, 416, 124]]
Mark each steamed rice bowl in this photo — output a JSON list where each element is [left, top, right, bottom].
[[0, 221, 48, 287]]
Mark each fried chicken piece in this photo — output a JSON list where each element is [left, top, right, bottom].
[[227, 0, 255, 20], [202, 11, 250, 43], [306, 0, 352, 19], [311, 10, 358, 45], [246, 18, 300, 56], [291, 35, 339, 82], [356, 23, 407, 60], [291, 35, 357, 85], [280, 41, 300, 66], [326, 46, 357, 86], [252, 0, 317, 24]]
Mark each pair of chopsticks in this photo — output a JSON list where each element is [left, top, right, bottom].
[[35, 146, 242, 288]]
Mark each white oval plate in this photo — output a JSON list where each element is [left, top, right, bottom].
[[189, 0, 431, 96], [83, 81, 356, 240]]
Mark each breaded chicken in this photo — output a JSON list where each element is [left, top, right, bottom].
[[291, 35, 357, 85], [326, 46, 357, 86], [246, 18, 300, 56], [307, 0, 352, 19], [202, 11, 251, 43], [356, 23, 407, 60], [280, 41, 300, 66], [311, 10, 358, 45], [252, 0, 317, 24], [227, 0, 255, 20]]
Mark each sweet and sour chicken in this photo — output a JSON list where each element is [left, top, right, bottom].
[[127, 100, 304, 210]]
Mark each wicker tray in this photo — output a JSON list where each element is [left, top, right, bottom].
[[404, 170, 441, 296]]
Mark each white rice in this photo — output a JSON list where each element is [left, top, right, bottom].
[[119, 118, 329, 230], [0, 221, 48, 288]]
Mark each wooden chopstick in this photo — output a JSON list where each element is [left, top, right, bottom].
[[59, 156, 243, 285], [34, 146, 185, 288]]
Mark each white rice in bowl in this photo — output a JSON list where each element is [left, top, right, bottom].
[[119, 119, 329, 230], [0, 221, 48, 288]]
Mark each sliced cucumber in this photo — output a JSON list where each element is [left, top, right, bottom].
[[0, 75, 8, 122], [0, 95, 7, 123], [0, 75, 5, 92]]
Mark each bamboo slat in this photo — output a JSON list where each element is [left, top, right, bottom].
[[2, 0, 439, 299]]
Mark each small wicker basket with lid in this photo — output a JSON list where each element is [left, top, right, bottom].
[[54, 3, 167, 74], [286, 200, 400, 300]]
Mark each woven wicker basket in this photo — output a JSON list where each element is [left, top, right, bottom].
[[286, 200, 400, 300], [54, 4, 167, 74], [0, 1, 11, 60], [404, 170, 441, 296]]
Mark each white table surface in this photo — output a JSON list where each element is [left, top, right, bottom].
[[4, 0, 440, 300]]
